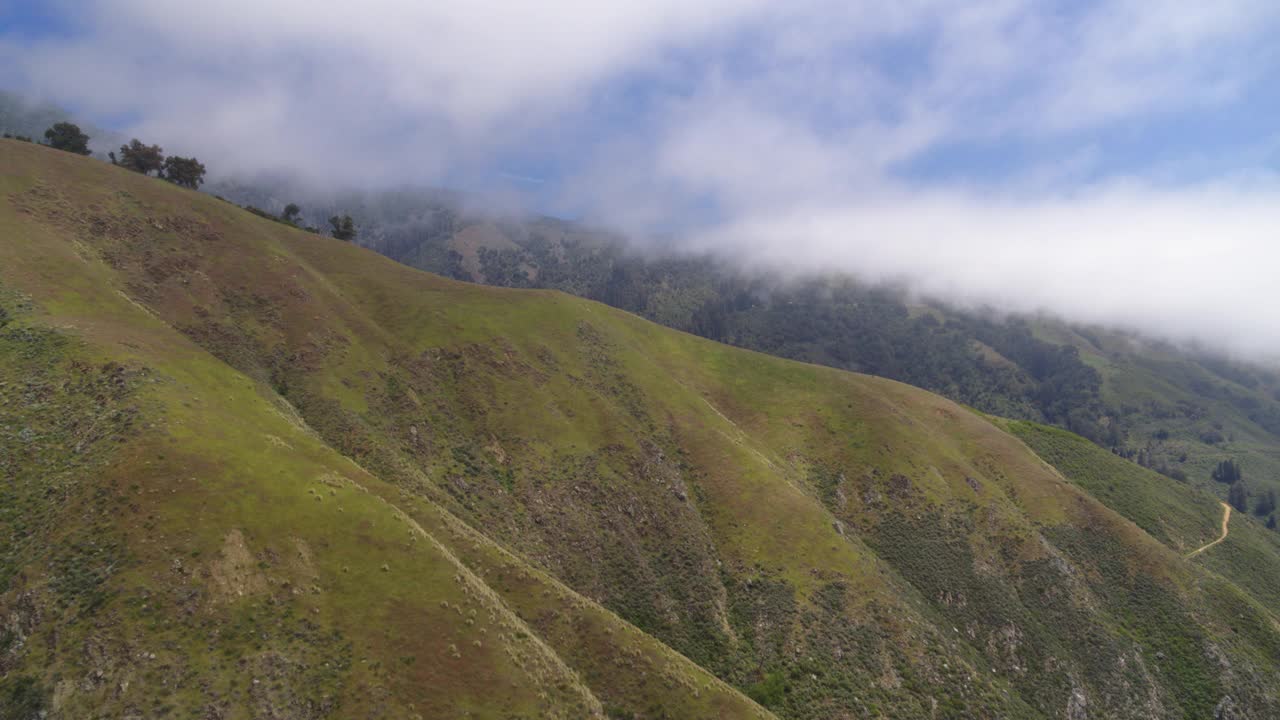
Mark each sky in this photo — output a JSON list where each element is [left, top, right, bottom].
[[3, 0, 1280, 357]]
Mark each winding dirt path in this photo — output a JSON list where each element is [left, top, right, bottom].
[[1187, 502, 1232, 558]]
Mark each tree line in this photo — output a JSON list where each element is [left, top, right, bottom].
[[108, 138, 205, 189], [14, 120, 209, 190], [6, 121, 358, 242]]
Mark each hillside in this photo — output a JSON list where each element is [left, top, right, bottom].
[[1031, 321, 1280, 501], [255, 189, 1280, 522], [4, 139, 1280, 719]]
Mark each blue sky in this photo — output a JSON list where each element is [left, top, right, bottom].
[[0, 3, 68, 38], [4, 1, 1280, 355], [6, 1, 1277, 196]]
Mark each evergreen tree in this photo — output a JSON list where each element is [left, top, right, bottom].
[[43, 122, 91, 155], [282, 203, 301, 224], [1228, 480, 1249, 513], [1212, 459, 1241, 484], [1254, 489, 1277, 517]]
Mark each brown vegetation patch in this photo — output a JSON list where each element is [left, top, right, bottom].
[[210, 529, 268, 602]]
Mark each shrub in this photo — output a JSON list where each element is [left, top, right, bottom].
[[747, 671, 787, 708]]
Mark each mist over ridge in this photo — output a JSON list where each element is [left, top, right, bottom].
[[3, 0, 1280, 358], [9, 4, 1280, 713]]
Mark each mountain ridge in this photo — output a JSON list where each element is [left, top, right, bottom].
[[4, 139, 1280, 718]]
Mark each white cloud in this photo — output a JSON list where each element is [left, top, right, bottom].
[[5, 0, 1280, 356], [694, 179, 1280, 357], [3, 0, 774, 180]]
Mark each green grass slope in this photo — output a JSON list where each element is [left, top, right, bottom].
[[1000, 421, 1223, 553], [0, 142, 763, 719], [1031, 320, 1280, 503], [3, 139, 1280, 719], [1005, 419, 1280, 621], [208, 170, 1280, 518]]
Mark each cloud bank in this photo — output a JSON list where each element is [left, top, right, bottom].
[[4, 0, 1280, 356]]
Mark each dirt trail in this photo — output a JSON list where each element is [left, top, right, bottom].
[[1187, 502, 1232, 558]]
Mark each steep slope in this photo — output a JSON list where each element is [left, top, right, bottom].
[[1005, 420, 1280, 623], [280, 184, 1280, 517], [4, 139, 1280, 719], [0, 143, 763, 719], [1030, 321, 1280, 503]]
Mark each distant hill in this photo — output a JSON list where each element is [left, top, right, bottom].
[[5, 138, 1280, 718]]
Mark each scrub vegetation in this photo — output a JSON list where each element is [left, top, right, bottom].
[[3, 139, 1280, 718]]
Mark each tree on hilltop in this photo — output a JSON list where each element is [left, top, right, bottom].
[[43, 122, 91, 155], [118, 139, 165, 176], [282, 203, 301, 224], [163, 155, 206, 189], [329, 214, 356, 241]]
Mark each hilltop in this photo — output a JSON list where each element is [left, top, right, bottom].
[[4, 139, 1280, 718]]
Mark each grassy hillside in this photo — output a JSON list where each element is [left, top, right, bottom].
[[0, 142, 762, 719], [4, 139, 1280, 719], [1002, 420, 1280, 617], [276, 184, 1280, 519], [1029, 320, 1280, 508]]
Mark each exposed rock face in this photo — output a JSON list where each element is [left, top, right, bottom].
[[1066, 685, 1088, 720], [1, 591, 41, 673], [1215, 695, 1242, 720]]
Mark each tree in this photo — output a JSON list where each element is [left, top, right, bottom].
[[1254, 489, 1277, 517], [1211, 459, 1241, 484], [1268, 514, 1277, 531], [162, 156, 206, 189], [1228, 480, 1249, 513], [282, 203, 301, 224], [117, 139, 165, 176], [43, 122, 91, 155], [329, 214, 356, 241]]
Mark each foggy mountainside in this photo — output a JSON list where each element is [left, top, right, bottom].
[[211, 179, 1280, 513], [5, 139, 1280, 719], [6, 2, 1280, 718]]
